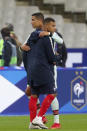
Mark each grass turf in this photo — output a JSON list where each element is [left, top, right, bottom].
[[0, 114, 87, 131]]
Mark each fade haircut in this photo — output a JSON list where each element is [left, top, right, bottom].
[[32, 12, 44, 22], [44, 17, 55, 24]]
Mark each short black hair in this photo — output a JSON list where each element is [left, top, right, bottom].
[[32, 12, 44, 22], [44, 17, 55, 24], [1, 27, 10, 38]]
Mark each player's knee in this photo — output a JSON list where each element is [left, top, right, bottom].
[[31, 94, 38, 98], [54, 93, 57, 97], [51, 93, 56, 97]]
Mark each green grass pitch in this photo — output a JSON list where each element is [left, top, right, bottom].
[[0, 114, 87, 131]]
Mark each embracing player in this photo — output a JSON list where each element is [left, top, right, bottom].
[[21, 13, 62, 129]]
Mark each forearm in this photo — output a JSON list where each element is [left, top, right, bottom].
[[15, 38, 22, 47], [20, 44, 30, 51], [52, 32, 63, 44]]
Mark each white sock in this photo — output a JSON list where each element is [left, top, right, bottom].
[[37, 99, 40, 114], [51, 97, 59, 110], [51, 97, 59, 123], [37, 99, 40, 105], [54, 115, 59, 123]]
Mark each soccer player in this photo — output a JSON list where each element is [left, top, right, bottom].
[[26, 12, 57, 129], [43, 17, 62, 129], [21, 13, 50, 129], [27, 17, 62, 129], [21, 13, 62, 129]]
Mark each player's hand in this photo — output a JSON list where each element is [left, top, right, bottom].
[[55, 52, 59, 55], [53, 62, 56, 65], [25, 85, 31, 96], [20, 44, 30, 51], [39, 31, 50, 37]]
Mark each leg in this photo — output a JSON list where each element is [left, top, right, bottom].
[[25, 86, 47, 123], [32, 94, 55, 129], [36, 99, 40, 114], [51, 97, 61, 129], [51, 66, 61, 128], [38, 94, 55, 117], [29, 94, 38, 122], [29, 94, 44, 129]]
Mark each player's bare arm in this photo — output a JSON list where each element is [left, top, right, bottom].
[[20, 44, 30, 51], [39, 31, 50, 37]]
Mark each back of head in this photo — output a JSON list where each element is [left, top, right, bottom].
[[32, 12, 44, 23], [44, 17, 55, 24], [1, 27, 10, 38]]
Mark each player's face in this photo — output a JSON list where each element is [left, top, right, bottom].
[[45, 21, 56, 33], [31, 16, 41, 28]]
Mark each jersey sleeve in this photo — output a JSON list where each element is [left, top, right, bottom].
[[26, 30, 41, 46], [52, 32, 63, 44]]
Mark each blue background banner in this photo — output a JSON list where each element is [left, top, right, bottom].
[[57, 68, 87, 114], [0, 67, 87, 115]]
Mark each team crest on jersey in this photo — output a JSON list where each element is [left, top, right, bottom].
[[71, 76, 87, 110]]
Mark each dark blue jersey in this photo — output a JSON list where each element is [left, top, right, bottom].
[[27, 29, 41, 47], [23, 29, 57, 86], [27, 36, 56, 86], [23, 29, 41, 70]]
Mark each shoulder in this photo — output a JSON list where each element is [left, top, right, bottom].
[[31, 30, 39, 36], [42, 36, 50, 41]]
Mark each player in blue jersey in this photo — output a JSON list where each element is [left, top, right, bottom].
[[21, 13, 62, 129]]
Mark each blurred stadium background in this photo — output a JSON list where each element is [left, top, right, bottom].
[[0, 0, 87, 130], [0, 0, 87, 47]]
